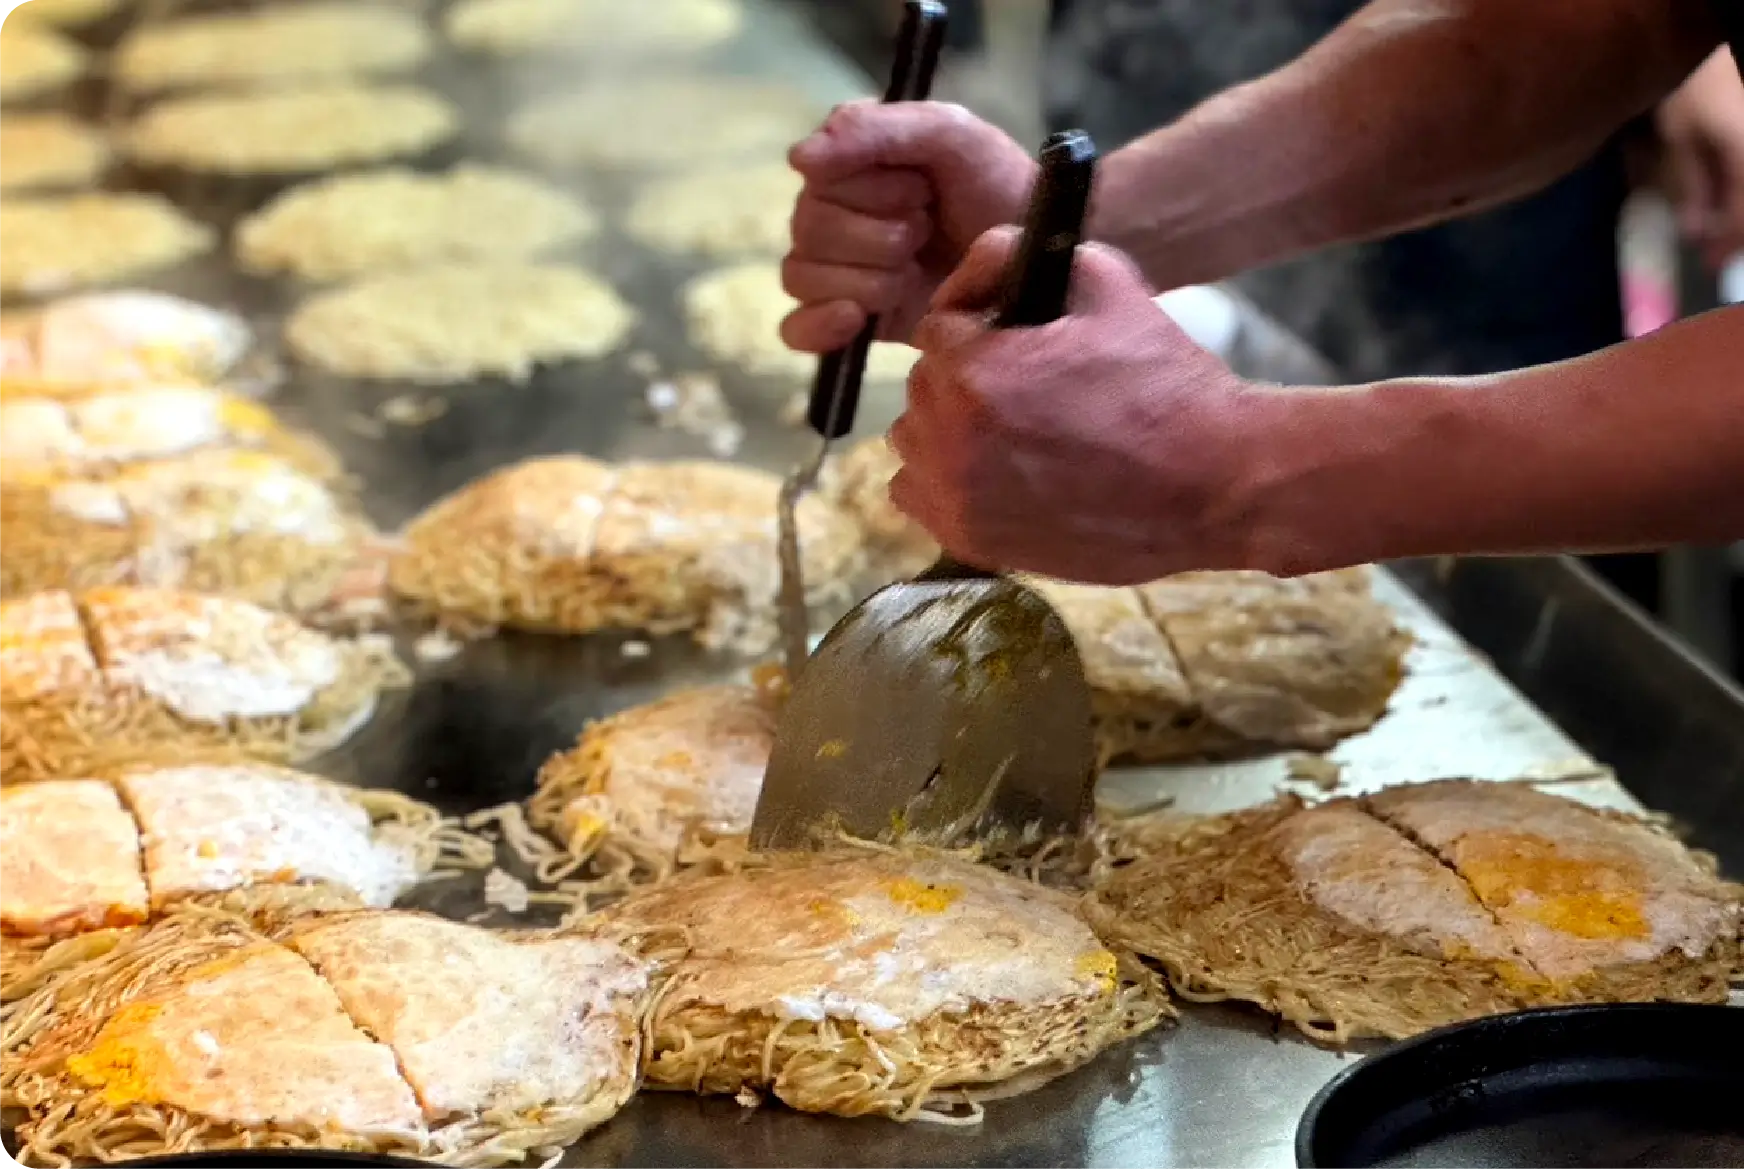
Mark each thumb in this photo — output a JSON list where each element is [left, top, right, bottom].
[[1064, 242, 1157, 314], [930, 225, 1021, 313]]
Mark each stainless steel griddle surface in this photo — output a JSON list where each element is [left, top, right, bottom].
[[9, 1, 1743, 1165]]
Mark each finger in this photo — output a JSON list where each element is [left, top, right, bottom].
[[780, 301, 867, 354], [790, 100, 991, 182], [781, 255, 910, 313], [908, 309, 988, 355], [931, 226, 1022, 313], [790, 197, 928, 268], [804, 167, 932, 216], [1668, 136, 1720, 239]]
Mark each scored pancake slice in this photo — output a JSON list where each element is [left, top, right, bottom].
[[285, 911, 652, 1153], [0, 193, 213, 296], [0, 23, 85, 102], [1364, 779, 1742, 998], [125, 82, 458, 176], [0, 112, 108, 193], [1089, 785, 1744, 1045], [235, 164, 598, 283], [116, 761, 452, 911], [391, 456, 864, 652], [0, 762, 478, 1005], [599, 851, 1170, 1121], [1021, 578, 1200, 767], [0, 588, 408, 783], [529, 683, 775, 888], [114, 2, 431, 94], [1136, 569, 1412, 751], [4, 913, 428, 1165], [1, 781, 149, 938], [446, 0, 742, 57]]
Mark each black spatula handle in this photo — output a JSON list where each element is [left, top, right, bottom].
[[993, 129, 1098, 328], [924, 129, 1099, 582], [805, 0, 949, 441]]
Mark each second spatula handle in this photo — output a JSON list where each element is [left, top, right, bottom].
[[805, 0, 949, 441], [924, 128, 1099, 583]]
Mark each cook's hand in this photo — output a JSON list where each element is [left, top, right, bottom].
[[1658, 48, 1744, 269], [781, 101, 1036, 353], [887, 228, 1274, 585]]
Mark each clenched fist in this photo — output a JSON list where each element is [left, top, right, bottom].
[[781, 100, 1037, 353]]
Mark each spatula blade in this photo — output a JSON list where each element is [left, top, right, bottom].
[[750, 576, 1096, 851]]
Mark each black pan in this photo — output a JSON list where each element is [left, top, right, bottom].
[[1297, 1002, 1744, 1168]]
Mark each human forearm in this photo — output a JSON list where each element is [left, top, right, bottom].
[[1092, 0, 1720, 289], [1237, 307, 1744, 573]]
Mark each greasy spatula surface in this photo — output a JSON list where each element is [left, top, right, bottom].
[[752, 130, 1100, 851]]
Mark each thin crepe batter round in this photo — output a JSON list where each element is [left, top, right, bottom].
[[114, 2, 431, 93], [625, 161, 801, 258], [684, 262, 918, 381], [508, 78, 822, 170], [235, 164, 597, 282], [125, 83, 458, 176], [445, 0, 741, 57], [0, 24, 85, 101], [0, 113, 107, 192], [0, 194, 213, 296], [284, 262, 635, 383]]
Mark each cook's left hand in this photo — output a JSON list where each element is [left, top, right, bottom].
[[1659, 48, 1744, 270], [888, 227, 1279, 585]]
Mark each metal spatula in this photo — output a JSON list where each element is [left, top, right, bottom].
[[752, 130, 1101, 852], [775, 0, 948, 683]]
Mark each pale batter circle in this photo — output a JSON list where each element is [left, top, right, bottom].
[[445, 0, 741, 58], [234, 163, 598, 282], [9, 0, 124, 28], [114, 2, 432, 94], [284, 261, 636, 383], [0, 24, 86, 101], [625, 161, 800, 258], [508, 78, 823, 171], [0, 113, 108, 192], [0, 193, 215, 296], [124, 83, 458, 176], [683, 261, 916, 382]]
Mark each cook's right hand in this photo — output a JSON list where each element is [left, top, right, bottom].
[[781, 100, 1037, 353]]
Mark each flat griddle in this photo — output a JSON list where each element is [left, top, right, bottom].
[[5, 0, 1744, 1166]]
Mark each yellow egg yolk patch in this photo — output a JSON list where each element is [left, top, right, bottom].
[[1455, 831, 1651, 941], [881, 877, 961, 915], [66, 1002, 168, 1107], [1073, 949, 1119, 989]]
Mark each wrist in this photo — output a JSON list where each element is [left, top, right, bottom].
[[1216, 382, 1418, 576]]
